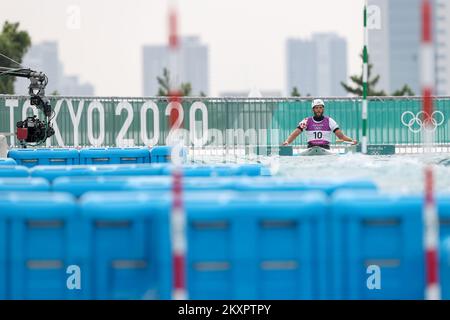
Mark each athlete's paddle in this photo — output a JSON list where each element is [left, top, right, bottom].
[[336, 139, 358, 145]]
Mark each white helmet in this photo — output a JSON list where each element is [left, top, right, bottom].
[[311, 99, 325, 109]]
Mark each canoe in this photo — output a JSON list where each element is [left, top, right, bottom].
[[298, 146, 335, 156]]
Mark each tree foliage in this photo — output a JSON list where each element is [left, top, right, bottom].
[[0, 21, 31, 94], [156, 67, 192, 96]]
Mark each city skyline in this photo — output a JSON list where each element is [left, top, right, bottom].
[[0, 0, 364, 96], [14, 41, 95, 96]]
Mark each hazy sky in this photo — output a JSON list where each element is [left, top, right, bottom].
[[1, 0, 364, 96]]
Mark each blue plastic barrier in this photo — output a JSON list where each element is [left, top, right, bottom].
[[183, 177, 237, 191], [91, 164, 168, 176], [52, 176, 376, 198], [53, 176, 172, 197], [0, 158, 17, 166], [331, 191, 424, 299], [31, 164, 167, 183], [0, 178, 50, 192], [30, 165, 96, 182], [178, 191, 328, 299], [438, 197, 450, 300], [79, 192, 171, 299], [150, 146, 187, 163], [79, 148, 150, 165], [0, 192, 79, 299], [0, 166, 29, 178], [162, 165, 235, 177], [8, 149, 79, 168], [330, 180, 378, 195], [53, 176, 241, 197], [235, 177, 377, 195], [162, 164, 263, 177], [53, 177, 134, 197], [0, 200, 6, 299], [235, 164, 263, 176], [441, 237, 450, 300]]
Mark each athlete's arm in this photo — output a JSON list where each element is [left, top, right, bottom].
[[334, 129, 357, 144], [282, 128, 302, 146]]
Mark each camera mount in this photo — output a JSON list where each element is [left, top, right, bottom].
[[0, 67, 55, 147]]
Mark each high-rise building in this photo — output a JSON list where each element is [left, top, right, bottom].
[[368, 0, 450, 95], [286, 33, 348, 97], [59, 76, 95, 96], [142, 36, 209, 96], [368, 0, 421, 95], [368, 0, 391, 94], [14, 41, 95, 96], [14, 41, 62, 95], [435, 0, 450, 95]]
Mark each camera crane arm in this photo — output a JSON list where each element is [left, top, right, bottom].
[[0, 67, 51, 117], [0, 66, 47, 80], [0, 66, 54, 147]]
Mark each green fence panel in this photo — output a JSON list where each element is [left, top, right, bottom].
[[0, 96, 449, 147]]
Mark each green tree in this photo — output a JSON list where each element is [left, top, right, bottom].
[[341, 52, 386, 96], [392, 84, 415, 96], [0, 21, 32, 94], [180, 82, 192, 96], [156, 67, 192, 96], [290, 87, 301, 97]]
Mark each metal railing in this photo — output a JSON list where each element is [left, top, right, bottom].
[[1, 95, 449, 149]]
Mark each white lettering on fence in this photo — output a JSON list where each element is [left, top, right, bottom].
[[165, 101, 184, 144], [5, 99, 18, 145], [115, 101, 135, 147], [189, 101, 208, 147], [140, 101, 160, 146], [87, 101, 105, 146], [67, 99, 85, 147]]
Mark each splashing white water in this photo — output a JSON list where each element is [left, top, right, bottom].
[[192, 152, 450, 194]]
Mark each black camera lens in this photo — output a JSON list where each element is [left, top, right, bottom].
[[30, 96, 39, 105]]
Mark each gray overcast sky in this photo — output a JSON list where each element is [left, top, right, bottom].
[[1, 0, 364, 96]]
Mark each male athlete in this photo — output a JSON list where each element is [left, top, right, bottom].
[[282, 99, 357, 149]]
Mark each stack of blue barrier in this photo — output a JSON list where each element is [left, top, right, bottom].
[[2, 147, 450, 300], [8, 148, 79, 167], [79, 148, 150, 165], [150, 146, 187, 163], [331, 192, 424, 299], [78, 192, 171, 299], [29, 164, 168, 182], [7, 146, 187, 167], [0, 186, 450, 299], [0, 188, 448, 300], [182, 191, 327, 299], [0, 192, 79, 299]]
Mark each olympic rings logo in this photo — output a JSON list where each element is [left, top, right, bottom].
[[401, 111, 445, 133]]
